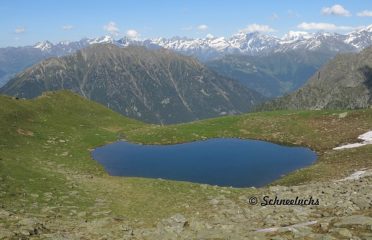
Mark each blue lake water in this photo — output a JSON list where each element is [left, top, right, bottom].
[[92, 138, 317, 188]]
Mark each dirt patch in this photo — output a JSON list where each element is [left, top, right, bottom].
[[17, 128, 34, 136]]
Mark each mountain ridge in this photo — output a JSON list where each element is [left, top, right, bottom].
[[0, 44, 264, 124]]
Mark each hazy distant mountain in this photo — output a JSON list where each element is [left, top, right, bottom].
[[0, 44, 264, 124], [206, 50, 336, 98], [262, 46, 372, 110], [0, 47, 49, 87]]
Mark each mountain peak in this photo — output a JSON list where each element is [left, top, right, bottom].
[[34, 40, 53, 51], [87, 35, 114, 44], [344, 25, 372, 49], [359, 24, 372, 33]]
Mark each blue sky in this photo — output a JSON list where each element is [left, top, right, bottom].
[[1, 0, 372, 47]]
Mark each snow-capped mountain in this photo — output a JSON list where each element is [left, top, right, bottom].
[[29, 25, 372, 61], [276, 32, 356, 53], [345, 25, 372, 49], [33, 41, 53, 52], [86, 35, 114, 45], [229, 32, 279, 54]]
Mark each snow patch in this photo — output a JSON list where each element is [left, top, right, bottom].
[[333, 131, 372, 150]]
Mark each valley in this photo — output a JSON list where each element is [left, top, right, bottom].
[[263, 46, 372, 110], [206, 50, 334, 97]]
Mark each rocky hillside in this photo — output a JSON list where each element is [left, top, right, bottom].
[[0, 44, 264, 124], [2, 169, 371, 239], [263, 46, 372, 110]]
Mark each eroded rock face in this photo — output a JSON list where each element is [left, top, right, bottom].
[[1, 170, 372, 239]]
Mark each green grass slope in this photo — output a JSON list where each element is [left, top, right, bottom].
[[0, 91, 144, 218], [0, 91, 246, 224], [1, 90, 371, 225]]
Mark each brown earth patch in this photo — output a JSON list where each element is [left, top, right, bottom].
[[17, 128, 34, 136]]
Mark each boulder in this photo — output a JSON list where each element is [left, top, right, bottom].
[[158, 214, 188, 234]]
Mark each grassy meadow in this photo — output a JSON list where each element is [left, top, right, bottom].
[[1, 91, 371, 224]]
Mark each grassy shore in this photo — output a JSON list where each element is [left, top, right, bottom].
[[0, 91, 371, 224]]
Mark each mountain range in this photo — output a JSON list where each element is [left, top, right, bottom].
[[0, 44, 264, 124], [1, 25, 372, 89], [30, 25, 372, 60]]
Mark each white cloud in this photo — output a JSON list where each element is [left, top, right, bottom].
[[206, 33, 214, 38], [197, 24, 208, 31], [297, 22, 354, 31], [62, 25, 73, 30], [126, 29, 139, 39], [103, 21, 120, 36], [322, 4, 351, 16], [15, 27, 25, 33], [357, 10, 372, 17], [240, 24, 275, 33]]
